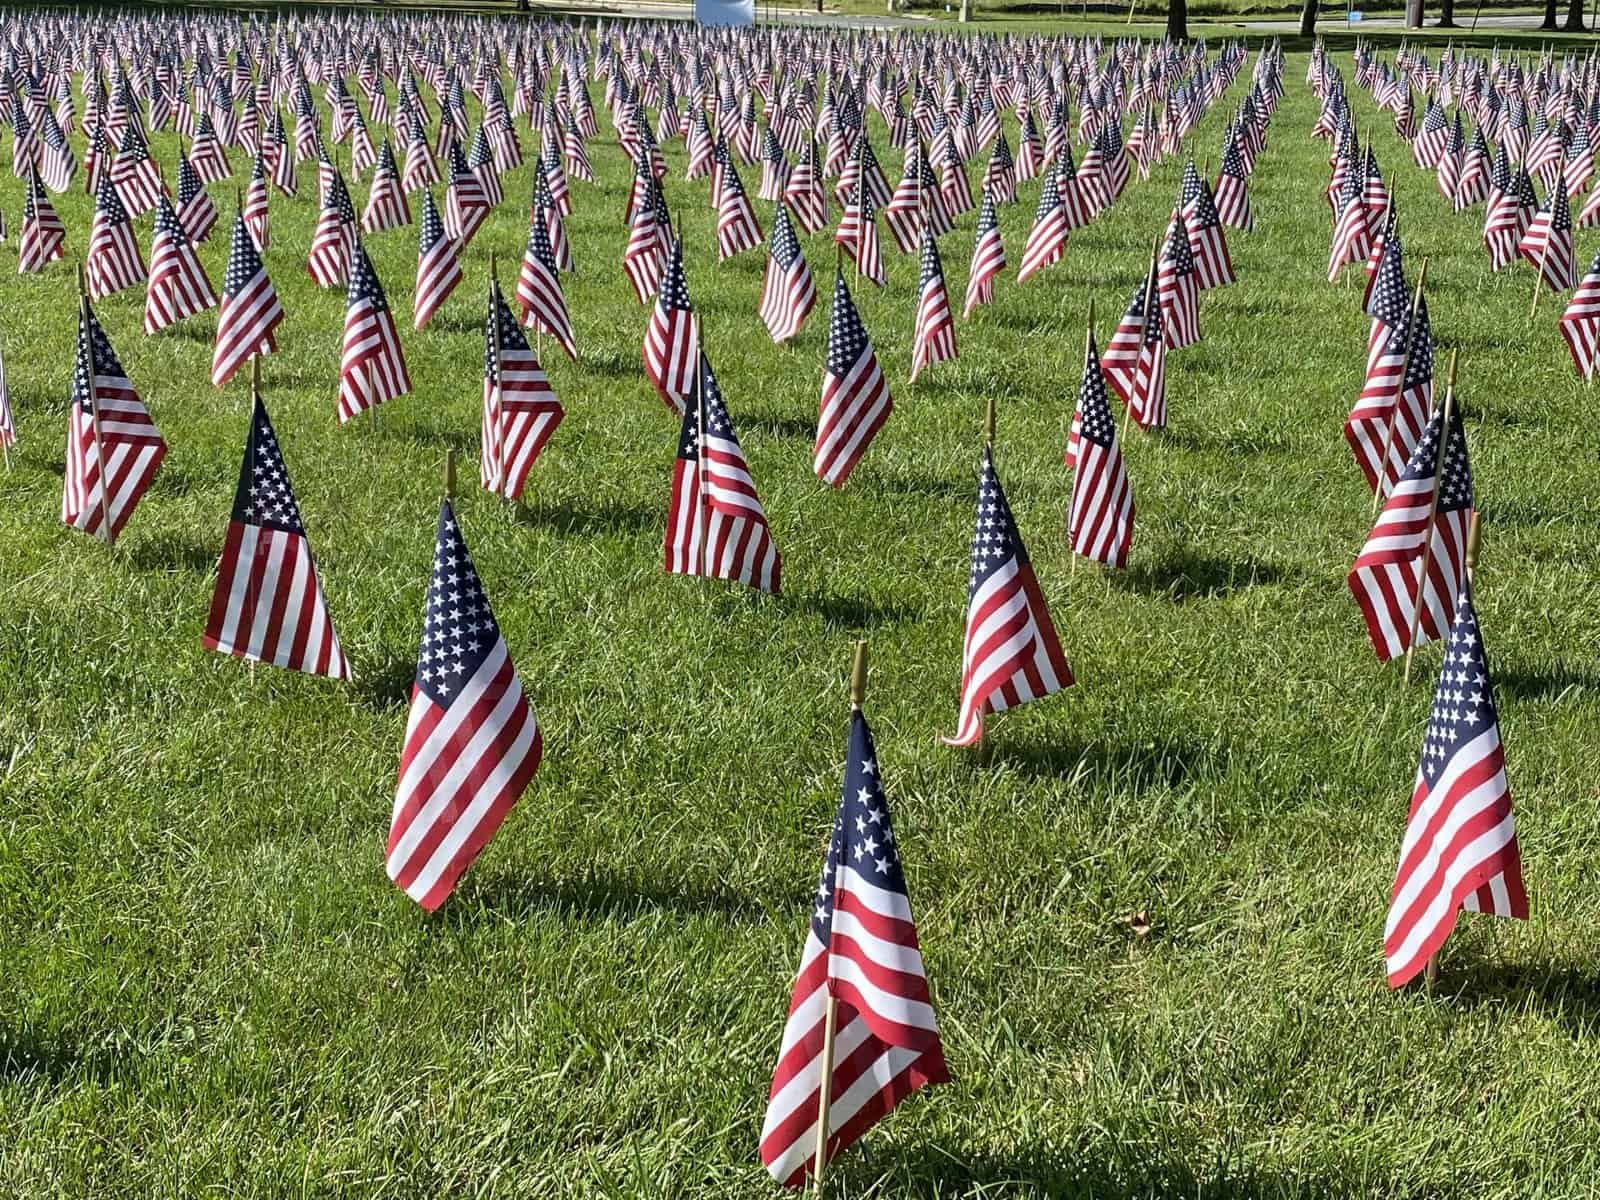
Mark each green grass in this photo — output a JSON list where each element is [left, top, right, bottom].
[[4, 37, 1600, 1200]]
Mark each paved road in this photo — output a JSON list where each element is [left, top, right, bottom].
[[1240, 11, 1579, 27]]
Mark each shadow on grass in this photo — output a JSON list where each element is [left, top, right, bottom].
[[997, 730, 1220, 790], [424, 313, 482, 336], [512, 497, 658, 537], [865, 468, 974, 503], [1, 1027, 119, 1086], [1111, 549, 1286, 603], [1493, 660, 1600, 702], [744, 413, 820, 440], [353, 652, 416, 711], [128, 531, 218, 574], [1442, 961, 1600, 1035], [448, 872, 783, 927], [780, 589, 923, 629]]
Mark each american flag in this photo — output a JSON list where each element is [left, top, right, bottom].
[[1017, 172, 1068, 284], [535, 165, 575, 274], [1213, 132, 1254, 231], [202, 395, 350, 680], [176, 151, 217, 244], [816, 270, 891, 488], [145, 192, 217, 334], [515, 205, 577, 362], [759, 125, 790, 201], [760, 203, 816, 344], [1328, 164, 1372, 283], [882, 143, 925, 254], [715, 141, 763, 260], [1103, 280, 1149, 403], [190, 114, 231, 183], [363, 140, 412, 233], [309, 167, 359, 290], [942, 446, 1072, 747], [39, 107, 76, 192], [110, 123, 163, 217], [643, 236, 697, 414], [414, 189, 462, 330], [784, 139, 828, 235], [938, 130, 975, 217], [470, 125, 506, 206], [445, 139, 490, 245], [1158, 211, 1201, 351], [1067, 335, 1135, 568], [963, 187, 1006, 320], [19, 165, 65, 274], [1384, 585, 1526, 988], [244, 153, 271, 250], [62, 300, 166, 544], [664, 353, 782, 594], [1346, 249, 1432, 495], [84, 120, 110, 196], [402, 124, 440, 193], [213, 210, 284, 388], [388, 500, 542, 911], [1484, 167, 1535, 272], [1560, 247, 1600, 379], [983, 131, 1017, 206], [1517, 180, 1576, 292], [910, 231, 956, 382], [87, 169, 146, 299], [482, 278, 563, 501], [0, 338, 12, 455], [622, 170, 663, 304], [851, 191, 887, 288], [339, 238, 412, 424], [269, 111, 296, 196], [1412, 99, 1448, 168], [759, 706, 947, 1187], [1127, 286, 1168, 430], [1348, 402, 1472, 663], [1180, 161, 1235, 289]]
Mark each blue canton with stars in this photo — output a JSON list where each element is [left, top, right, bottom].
[[1399, 298, 1435, 389], [419, 189, 448, 252], [658, 237, 693, 313], [675, 353, 739, 463], [231, 397, 304, 534], [1419, 587, 1498, 784], [769, 202, 803, 270], [827, 270, 873, 379], [71, 305, 124, 408], [485, 282, 532, 375], [346, 238, 389, 311], [1366, 227, 1408, 327], [415, 500, 503, 708], [1078, 336, 1117, 449], [968, 448, 1028, 600], [1398, 399, 1473, 511], [223, 210, 266, 300], [811, 710, 906, 945], [918, 229, 944, 291]]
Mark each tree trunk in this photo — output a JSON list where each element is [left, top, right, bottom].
[[1405, 0, 1424, 27], [1299, 0, 1318, 35], [1564, 0, 1585, 31], [1540, 0, 1559, 29], [1167, 0, 1187, 40], [1437, 0, 1455, 25]]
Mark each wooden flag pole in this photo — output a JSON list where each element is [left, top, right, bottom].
[[696, 348, 710, 584], [1403, 349, 1458, 686], [76, 263, 115, 547], [1123, 233, 1161, 444], [1531, 237, 1551, 320], [445, 446, 457, 500], [1072, 298, 1094, 579], [488, 251, 508, 502], [813, 639, 868, 1188], [1372, 255, 1429, 520]]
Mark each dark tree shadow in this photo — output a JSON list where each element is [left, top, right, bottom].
[[1493, 661, 1600, 702], [997, 730, 1220, 790], [444, 871, 793, 928], [512, 497, 658, 537], [1111, 550, 1285, 603], [780, 590, 923, 629], [128, 531, 218, 574]]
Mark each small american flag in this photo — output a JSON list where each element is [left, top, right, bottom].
[[445, 139, 490, 245], [213, 210, 284, 388], [1067, 335, 1135, 569], [244, 152, 271, 250], [515, 204, 577, 362], [963, 187, 1006, 320], [643, 236, 697, 414], [190, 115, 231, 183], [482, 279, 563, 501], [363, 140, 412, 234], [339, 238, 411, 424], [664, 353, 782, 594], [413, 190, 462, 330], [1345, 244, 1432, 495], [714, 140, 763, 260], [910, 230, 956, 382], [87, 169, 146, 300], [1517, 180, 1576, 292], [1158, 211, 1201, 350], [40, 107, 76, 192], [110, 122, 164, 217], [1212, 132, 1254, 231], [308, 168, 359, 290], [1384, 585, 1526, 988], [63, 300, 166, 544], [1180, 161, 1235, 289], [1018, 171, 1068, 283], [203, 395, 349, 680], [622, 170, 663, 305], [1484, 167, 1535, 272], [759, 203, 816, 344], [19, 164, 65, 274], [784, 139, 828, 235], [1348, 402, 1472, 663], [145, 192, 217, 335], [1328, 164, 1372, 283], [815, 270, 891, 488], [759, 706, 947, 1187], [942, 447, 1072, 747], [1559, 247, 1600, 379], [388, 500, 542, 911], [402, 123, 440, 193], [176, 151, 218, 244]]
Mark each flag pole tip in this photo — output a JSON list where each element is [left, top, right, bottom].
[[849, 641, 868, 707]]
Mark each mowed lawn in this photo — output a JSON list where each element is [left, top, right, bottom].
[[3, 36, 1600, 1198]]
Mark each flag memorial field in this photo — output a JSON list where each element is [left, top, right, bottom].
[[4, 9, 1600, 1193]]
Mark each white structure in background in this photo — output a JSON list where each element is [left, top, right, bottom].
[[695, 0, 755, 24]]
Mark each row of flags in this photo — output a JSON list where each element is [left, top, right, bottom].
[[1306, 55, 1528, 992]]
